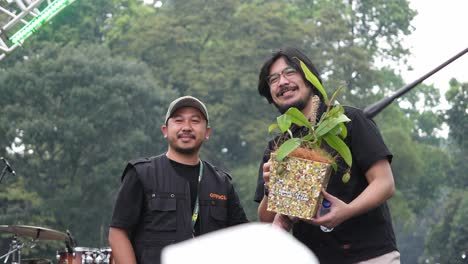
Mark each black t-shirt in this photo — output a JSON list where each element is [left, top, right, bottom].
[[169, 159, 200, 212], [170, 159, 202, 235], [109, 167, 143, 231], [254, 106, 397, 264]]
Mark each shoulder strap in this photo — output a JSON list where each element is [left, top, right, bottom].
[[121, 158, 149, 182], [121, 154, 165, 182], [203, 160, 232, 180]]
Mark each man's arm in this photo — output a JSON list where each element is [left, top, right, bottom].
[[347, 158, 395, 216], [312, 159, 395, 228], [109, 166, 143, 264], [227, 183, 249, 225], [109, 227, 137, 264], [257, 161, 277, 222], [258, 195, 277, 222]]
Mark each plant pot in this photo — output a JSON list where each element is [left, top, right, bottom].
[[267, 151, 332, 220]]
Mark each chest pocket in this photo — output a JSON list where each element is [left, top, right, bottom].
[[203, 200, 228, 229], [145, 194, 177, 232]]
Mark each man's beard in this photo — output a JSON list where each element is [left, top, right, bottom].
[[169, 140, 202, 155], [274, 88, 313, 114], [174, 145, 200, 155]]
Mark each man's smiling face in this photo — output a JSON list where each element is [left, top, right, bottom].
[[268, 57, 313, 113]]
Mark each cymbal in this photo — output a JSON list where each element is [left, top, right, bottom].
[[21, 258, 52, 264], [0, 225, 67, 241]]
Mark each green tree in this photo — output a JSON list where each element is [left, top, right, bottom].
[[444, 79, 467, 187], [229, 163, 259, 221], [422, 189, 468, 264], [420, 80, 468, 263], [105, 0, 416, 169], [0, 43, 177, 252]]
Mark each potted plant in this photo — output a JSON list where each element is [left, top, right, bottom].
[[266, 58, 352, 220]]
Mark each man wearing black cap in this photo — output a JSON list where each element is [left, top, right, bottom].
[[109, 96, 248, 264]]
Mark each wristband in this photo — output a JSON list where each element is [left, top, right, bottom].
[[264, 183, 269, 197]]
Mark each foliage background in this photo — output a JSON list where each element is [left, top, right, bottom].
[[0, 0, 466, 263]]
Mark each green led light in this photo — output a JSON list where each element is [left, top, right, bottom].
[[9, 0, 76, 44]]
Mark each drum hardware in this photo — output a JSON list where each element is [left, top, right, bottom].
[[0, 235, 39, 264], [0, 157, 16, 184], [56, 247, 114, 264], [20, 259, 52, 264], [65, 230, 77, 253], [0, 225, 114, 263], [0, 225, 66, 264], [96, 248, 113, 264], [56, 247, 99, 264], [0, 235, 24, 264], [0, 225, 67, 241]]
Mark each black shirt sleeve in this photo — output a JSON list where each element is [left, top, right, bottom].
[[346, 107, 393, 173], [110, 166, 144, 230], [253, 140, 275, 203], [227, 180, 249, 225]]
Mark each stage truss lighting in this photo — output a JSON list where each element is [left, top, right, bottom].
[[0, 0, 77, 61]]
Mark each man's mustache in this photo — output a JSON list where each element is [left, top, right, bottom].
[[177, 133, 196, 139], [277, 85, 298, 97]]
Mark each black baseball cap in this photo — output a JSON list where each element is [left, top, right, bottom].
[[165, 96, 209, 126]]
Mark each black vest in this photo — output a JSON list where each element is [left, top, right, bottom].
[[126, 154, 233, 264]]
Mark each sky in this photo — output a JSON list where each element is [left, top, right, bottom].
[[399, 0, 468, 97]]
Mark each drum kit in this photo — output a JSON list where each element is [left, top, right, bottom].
[[1, 159, 115, 263], [0, 225, 114, 264]]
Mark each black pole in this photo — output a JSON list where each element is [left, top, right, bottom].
[[0, 166, 8, 184], [364, 47, 468, 118]]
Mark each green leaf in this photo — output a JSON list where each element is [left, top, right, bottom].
[[326, 106, 347, 138], [317, 111, 328, 124], [323, 134, 352, 167], [339, 122, 348, 138], [329, 83, 347, 106], [342, 172, 351, 183], [331, 162, 337, 171], [276, 138, 302, 161], [302, 133, 315, 141], [285, 107, 312, 129], [315, 114, 351, 137], [277, 114, 291, 133], [268, 123, 279, 133], [297, 59, 329, 103], [327, 105, 344, 117], [327, 125, 342, 137]]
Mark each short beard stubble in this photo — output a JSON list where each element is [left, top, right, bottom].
[[274, 88, 314, 114]]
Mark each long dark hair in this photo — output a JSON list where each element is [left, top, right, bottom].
[[257, 47, 324, 103]]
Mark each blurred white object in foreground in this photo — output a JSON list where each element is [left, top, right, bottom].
[[161, 223, 319, 264]]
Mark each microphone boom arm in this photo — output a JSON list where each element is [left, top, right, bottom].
[[364, 47, 468, 118]]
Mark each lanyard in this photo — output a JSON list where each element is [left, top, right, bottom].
[[191, 161, 204, 231]]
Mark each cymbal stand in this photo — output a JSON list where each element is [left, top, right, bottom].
[[0, 157, 16, 184], [0, 165, 8, 184], [0, 235, 24, 264]]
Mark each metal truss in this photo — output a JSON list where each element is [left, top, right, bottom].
[[0, 0, 76, 61]]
